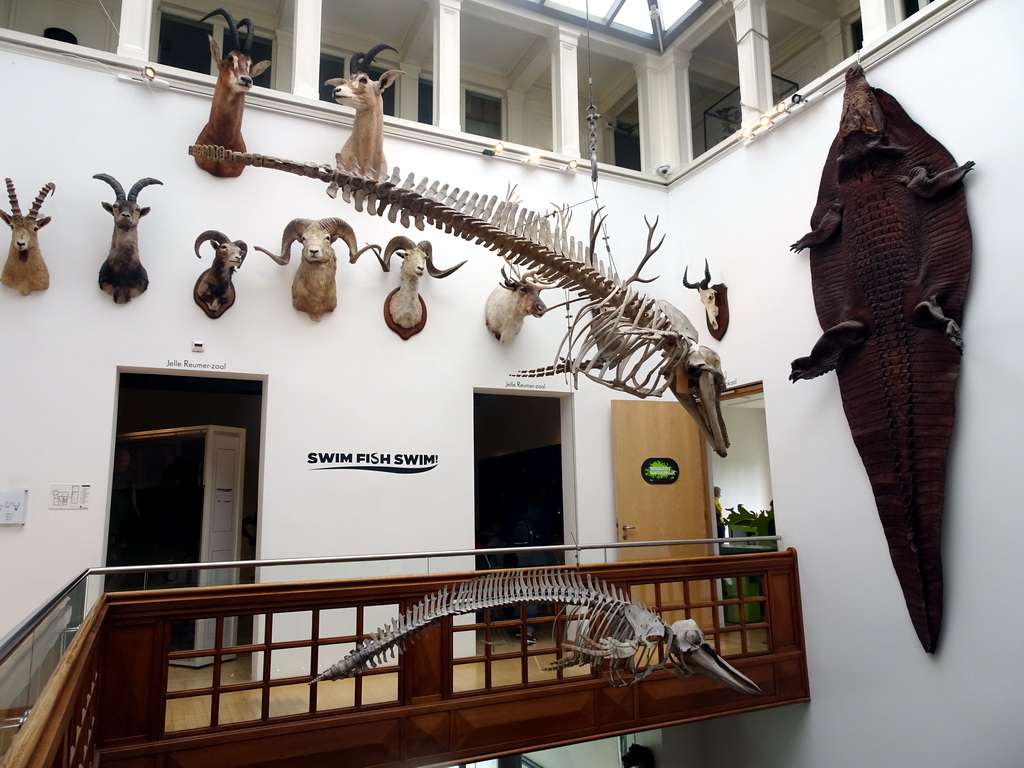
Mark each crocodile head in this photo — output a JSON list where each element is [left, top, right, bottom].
[[836, 64, 899, 169]]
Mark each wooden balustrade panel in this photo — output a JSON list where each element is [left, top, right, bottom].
[[18, 551, 808, 768]]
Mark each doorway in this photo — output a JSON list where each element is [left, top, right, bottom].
[[473, 392, 572, 569], [108, 372, 264, 587]]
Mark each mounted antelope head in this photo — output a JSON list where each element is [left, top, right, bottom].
[[362, 236, 465, 339], [1, 178, 55, 295], [324, 43, 404, 186], [682, 259, 729, 341], [484, 256, 556, 343], [193, 7, 271, 178], [194, 230, 247, 318], [94, 174, 162, 304]]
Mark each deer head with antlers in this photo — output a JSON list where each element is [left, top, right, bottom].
[[484, 256, 556, 343]]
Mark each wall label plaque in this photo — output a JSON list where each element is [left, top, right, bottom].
[[641, 458, 679, 484]]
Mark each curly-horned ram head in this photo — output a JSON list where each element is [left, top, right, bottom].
[[1, 178, 55, 295], [193, 229, 246, 318], [357, 235, 466, 339], [256, 217, 376, 322]]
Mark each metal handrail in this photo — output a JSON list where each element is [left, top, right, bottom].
[[0, 571, 88, 665], [0, 534, 780, 669], [86, 535, 781, 576]]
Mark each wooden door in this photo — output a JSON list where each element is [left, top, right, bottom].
[[611, 400, 712, 560]]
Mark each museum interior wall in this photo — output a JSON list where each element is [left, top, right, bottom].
[[1, 0, 1021, 765]]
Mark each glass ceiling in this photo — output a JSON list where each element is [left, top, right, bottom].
[[527, 0, 706, 47]]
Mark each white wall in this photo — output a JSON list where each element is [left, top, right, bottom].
[[711, 404, 772, 516], [0, 38, 665, 631], [1, 0, 1022, 764], [661, 0, 1024, 765]]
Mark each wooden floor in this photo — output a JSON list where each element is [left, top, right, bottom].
[[164, 625, 767, 733]]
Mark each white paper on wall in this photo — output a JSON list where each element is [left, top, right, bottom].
[[0, 488, 28, 525], [49, 484, 91, 510]]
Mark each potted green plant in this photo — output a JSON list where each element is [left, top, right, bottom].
[[723, 501, 775, 539]]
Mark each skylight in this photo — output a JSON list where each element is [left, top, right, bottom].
[[525, 0, 707, 48]]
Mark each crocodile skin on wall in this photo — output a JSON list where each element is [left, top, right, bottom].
[[791, 65, 974, 653]]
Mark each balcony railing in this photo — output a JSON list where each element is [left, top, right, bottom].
[[2, 542, 806, 768]]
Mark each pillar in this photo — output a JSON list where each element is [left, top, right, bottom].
[[290, 0, 322, 100], [731, 0, 774, 126], [551, 27, 581, 158], [433, 0, 462, 131], [859, 0, 903, 46], [116, 0, 154, 61]]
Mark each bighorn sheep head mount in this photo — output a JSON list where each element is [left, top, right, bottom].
[[94, 174, 162, 304], [255, 217, 372, 322], [1, 177, 55, 295], [682, 259, 728, 341], [324, 42, 404, 186], [484, 256, 556, 343], [193, 8, 271, 178], [193, 230, 247, 318], [361, 235, 466, 339]]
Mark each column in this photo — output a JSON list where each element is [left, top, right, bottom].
[[117, 0, 154, 61], [633, 49, 686, 175], [550, 27, 581, 158], [506, 89, 527, 145], [670, 49, 694, 167], [731, 0, 774, 127], [859, 0, 903, 46], [290, 0, 322, 100], [820, 18, 845, 67], [433, 0, 463, 132], [399, 62, 422, 122]]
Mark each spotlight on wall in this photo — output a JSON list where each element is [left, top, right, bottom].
[[481, 141, 505, 157], [565, 158, 579, 171], [525, 151, 542, 165], [740, 93, 809, 143], [118, 66, 169, 89]]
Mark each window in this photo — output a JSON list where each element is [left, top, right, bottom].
[[418, 80, 434, 125], [319, 53, 346, 103], [158, 14, 214, 75], [157, 13, 272, 89], [465, 91, 503, 140]]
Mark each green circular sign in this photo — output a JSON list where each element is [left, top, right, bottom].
[[641, 457, 679, 484]]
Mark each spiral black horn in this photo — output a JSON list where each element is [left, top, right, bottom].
[[236, 17, 255, 55], [350, 43, 398, 75], [198, 8, 240, 55]]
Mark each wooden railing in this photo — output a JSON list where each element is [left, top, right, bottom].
[[5, 550, 808, 768]]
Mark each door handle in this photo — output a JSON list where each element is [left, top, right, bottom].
[[621, 525, 636, 540]]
